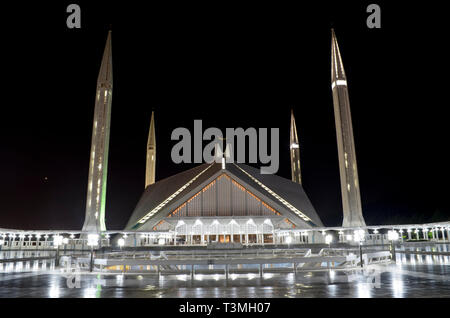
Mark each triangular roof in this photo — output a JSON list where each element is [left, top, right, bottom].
[[124, 162, 324, 231]]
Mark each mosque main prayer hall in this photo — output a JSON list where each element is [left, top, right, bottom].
[[82, 29, 368, 247]]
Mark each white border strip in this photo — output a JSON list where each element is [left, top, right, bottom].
[[137, 164, 215, 224]]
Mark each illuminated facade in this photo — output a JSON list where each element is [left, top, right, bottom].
[[124, 157, 324, 245], [331, 29, 366, 227], [82, 31, 113, 233]]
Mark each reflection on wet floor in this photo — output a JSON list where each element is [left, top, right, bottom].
[[0, 249, 449, 298]]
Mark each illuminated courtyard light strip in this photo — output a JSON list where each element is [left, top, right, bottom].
[[233, 164, 312, 223], [137, 164, 215, 224], [331, 79, 347, 89]]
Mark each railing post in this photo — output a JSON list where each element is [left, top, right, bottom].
[[89, 246, 94, 272], [55, 246, 60, 268], [359, 243, 363, 268], [390, 241, 396, 263]]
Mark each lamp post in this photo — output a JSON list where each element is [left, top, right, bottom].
[[62, 238, 69, 255], [19, 233, 25, 251], [87, 234, 99, 272], [118, 238, 125, 251], [338, 231, 344, 243], [387, 230, 399, 262], [36, 234, 41, 250], [285, 236, 292, 246], [325, 234, 333, 259], [105, 234, 111, 247], [70, 234, 75, 250], [353, 230, 365, 268], [53, 235, 63, 267]]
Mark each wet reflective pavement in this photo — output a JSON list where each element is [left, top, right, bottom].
[[1, 256, 450, 298]]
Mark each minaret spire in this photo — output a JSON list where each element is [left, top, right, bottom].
[[331, 29, 366, 227], [82, 31, 113, 233], [290, 109, 302, 184], [145, 110, 156, 188]]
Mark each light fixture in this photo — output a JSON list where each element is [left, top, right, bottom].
[[53, 235, 63, 247], [387, 230, 399, 241], [87, 234, 99, 247], [325, 234, 333, 245], [353, 230, 365, 242]]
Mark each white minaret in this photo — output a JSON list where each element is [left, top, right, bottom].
[[290, 109, 302, 184], [145, 111, 156, 188], [83, 31, 113, 233], [331, 29, 366, 227]]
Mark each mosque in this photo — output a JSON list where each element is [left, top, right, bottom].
[[82, 29, 366, 246]]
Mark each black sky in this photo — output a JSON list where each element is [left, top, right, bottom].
[[0, 1, 448, 230]]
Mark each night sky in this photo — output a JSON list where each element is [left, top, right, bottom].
[[0, 1, 448, 230]]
